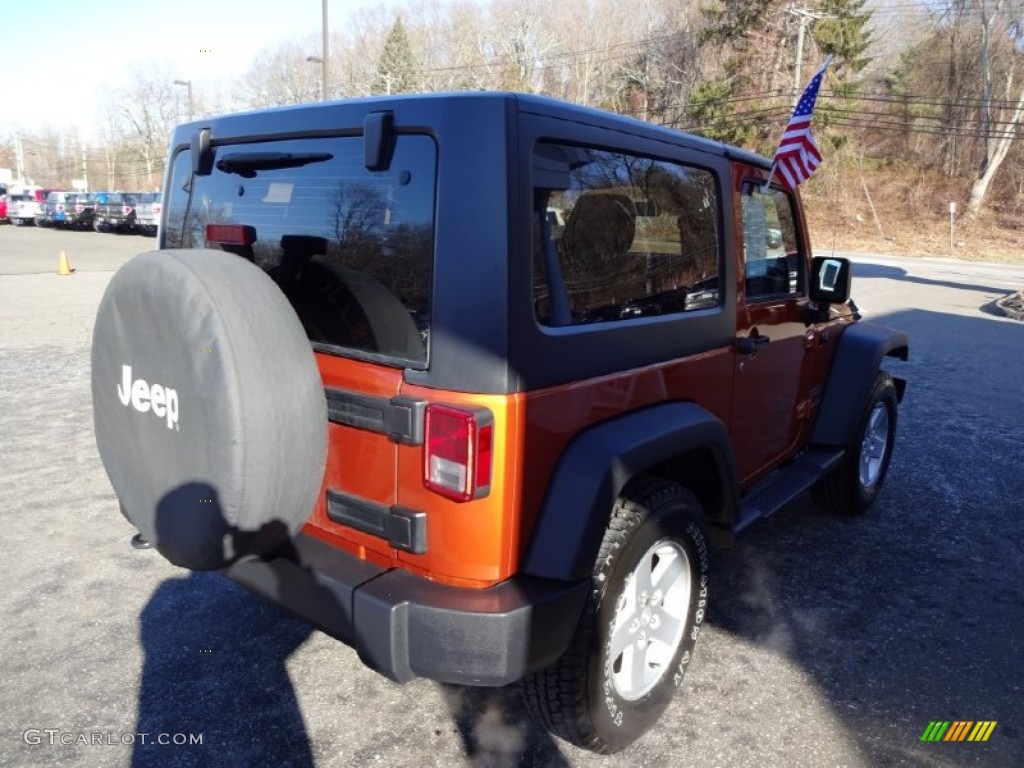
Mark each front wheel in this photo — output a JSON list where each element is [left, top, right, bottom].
[[523, 478, 709, 753], [812, 371, 899, 515]]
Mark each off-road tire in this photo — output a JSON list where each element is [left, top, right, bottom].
[[812, 371, 898, 516], [522, 477, 709, 753]]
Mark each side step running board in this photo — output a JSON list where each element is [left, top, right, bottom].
[[733, 447, 844, 535]]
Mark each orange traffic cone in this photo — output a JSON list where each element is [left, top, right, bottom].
[[58, 250, 75, 276]]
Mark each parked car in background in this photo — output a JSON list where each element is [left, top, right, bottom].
[[69, 193, 98, 229], [92, 192, 138, 233], [0, 192, 7, 223], [134, 192, 162, 236], [37, 190, 75, 227], [7, 188, 56, 226], [41, 191, 97, 229]]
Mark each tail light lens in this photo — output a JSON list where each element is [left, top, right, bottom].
[[205, 223, 256, 246], [424, 404, 493, 502]]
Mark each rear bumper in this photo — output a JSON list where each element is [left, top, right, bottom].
[[223, 532, 588, 686]]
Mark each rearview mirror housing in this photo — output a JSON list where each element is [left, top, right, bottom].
[[809, 256, 851, 304]]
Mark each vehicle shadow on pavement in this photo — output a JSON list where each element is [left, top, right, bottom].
[[855, 262, 1015, 296], [438, 683, 574, 768], [133, 484, 316, 767], [705, 307, 1022, 765], [133, 571, 314, 768]]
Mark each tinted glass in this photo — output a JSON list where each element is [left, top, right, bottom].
[[164, 135, 436, 366], [533, 143, 720, 326]]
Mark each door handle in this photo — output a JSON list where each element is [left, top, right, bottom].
[[736, 334, 770, 354]]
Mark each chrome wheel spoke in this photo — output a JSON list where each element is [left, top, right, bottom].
[[628, 640, 649, 686], [649, 608, 683, 648], [634, 554, 656, 597], [609, 611, 637, 659], [651, 548, 686, 596], [859, 403, 890, 487]]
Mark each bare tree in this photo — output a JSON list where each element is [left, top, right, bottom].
[[487, 0, 558, 92], [965, 0, 1024, 215], [236, 38, 323, 108], [109, 63, 181, 188], [967, 77, 1024, 216]]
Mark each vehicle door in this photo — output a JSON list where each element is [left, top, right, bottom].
[[729, 179, 818, 484]]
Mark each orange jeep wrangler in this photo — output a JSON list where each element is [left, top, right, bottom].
[[91, 93, 908, 753]]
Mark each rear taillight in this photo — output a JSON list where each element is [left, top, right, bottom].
[[424, 404, 493, 502], [205, 223, 256, 246]]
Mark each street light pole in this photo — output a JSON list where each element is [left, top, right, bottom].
[[173, 79, 194, 121], [306, 56, 324, 101], [321, 0, 329, 101]]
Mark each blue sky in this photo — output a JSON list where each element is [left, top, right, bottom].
[[0, 0, 413, 138]]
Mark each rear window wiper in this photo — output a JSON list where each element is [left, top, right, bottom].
[[215, 152, 333, 177]]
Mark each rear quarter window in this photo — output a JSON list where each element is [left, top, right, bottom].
[[163, 134, 436, 367], [532, 143, 721, 326]]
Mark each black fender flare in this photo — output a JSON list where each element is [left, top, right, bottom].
[[521, 402, 738, 582], [811, 321, 909, 447]]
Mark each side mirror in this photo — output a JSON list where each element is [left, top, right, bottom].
[[809, 256, 851, 304]]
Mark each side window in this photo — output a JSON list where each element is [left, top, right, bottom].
[[532, 143, 720, 326], [741, 187, 802, 300]]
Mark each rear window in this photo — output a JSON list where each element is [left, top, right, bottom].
[[163, 135, 436, 367]]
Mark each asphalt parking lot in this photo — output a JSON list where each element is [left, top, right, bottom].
[[1, 225, 1021, 767]]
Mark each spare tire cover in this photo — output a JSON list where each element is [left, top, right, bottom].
[[92, 249, 327, 570]]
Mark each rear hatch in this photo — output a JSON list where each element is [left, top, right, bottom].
[[160, 131, 436, 569]]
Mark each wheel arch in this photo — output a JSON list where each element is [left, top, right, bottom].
[[520, 401, 739, 582], [812, 321, 908, 448]]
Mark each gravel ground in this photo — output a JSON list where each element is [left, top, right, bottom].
[[1, 227, 1021, 767]]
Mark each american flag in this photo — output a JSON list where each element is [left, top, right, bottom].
[[770, 56, 832, 190]]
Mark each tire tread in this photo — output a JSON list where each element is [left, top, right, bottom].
[[522, 476, 702, 753], [812, 371, 898, 516]]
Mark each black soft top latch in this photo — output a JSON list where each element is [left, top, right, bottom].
[[191, 127, 214, 176], [364, 111, 395, 171]]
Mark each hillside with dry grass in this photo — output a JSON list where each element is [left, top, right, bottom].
[[803, 164, 1023, 263]]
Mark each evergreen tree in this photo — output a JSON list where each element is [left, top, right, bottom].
[[373, 18, 420, 95], [813, 0, 873, 93]]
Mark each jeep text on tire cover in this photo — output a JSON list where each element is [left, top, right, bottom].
[[91, 93, 908, 753], [117, 365, 179, 430]]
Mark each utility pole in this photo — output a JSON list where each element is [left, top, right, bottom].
[[174, 80, 194, 121], [14, 132, 25, 183], [787, 5, 831, 105]]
